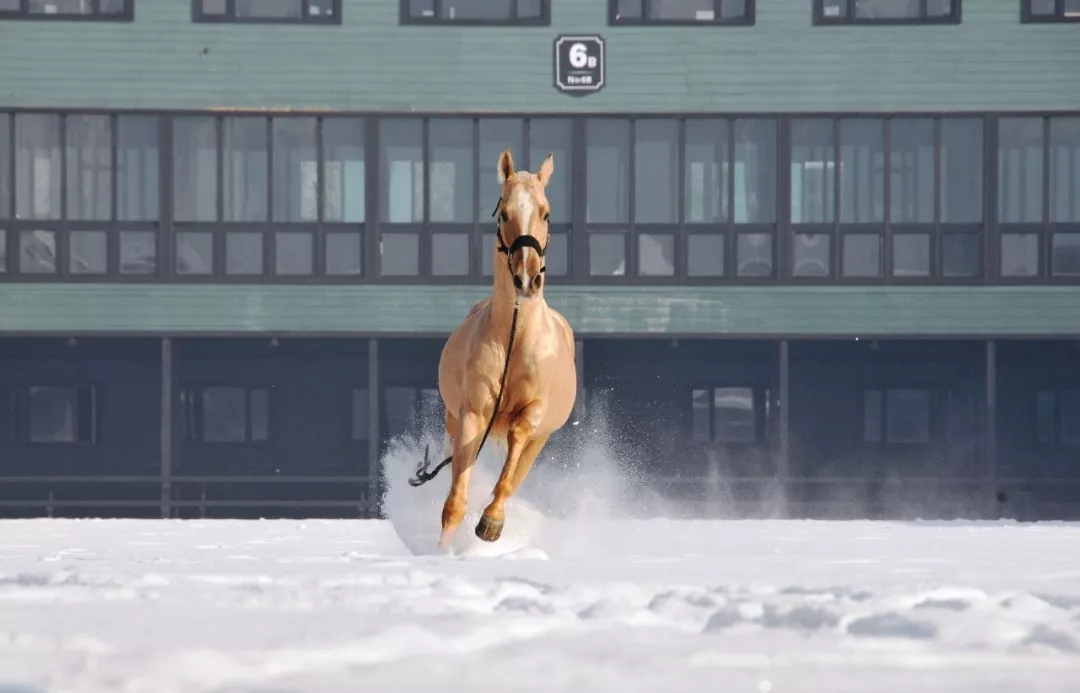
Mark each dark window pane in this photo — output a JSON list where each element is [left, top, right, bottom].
[[236, 0, 302, 17], [864, 389, 882, 442], [839, 119, 884, 224], [1001, 233, 1039, 277], [65, 115, 111, 221], [117, 116, 159, 222], [529, 119, 573, 224], [791, 119, 834, 224], [634, 119, 678, 224], [842, 234, 882, 277], [432, 232, 469, 275], [1049, 117, 1080, 223], [380, 119, 423, 224], [518, 0, 542, 18], [275, 231, 313, 275], [721, 0, 747, 17], [250, 388, 269, 441], [889, 118, 934, 224], [650, 0, 715, 19], [822, 0, 846, 17], [0, 230, 6, 273], [322, 118, 366, 223], [441, 0, 510, 19], [998, 118, 1043, 224], [892, 233, 930, 277], [685, 119, 729, 224], [174, 117, 217, 222], [69, 230, 107, 274], [546, 231, 568, 276], [715, 387, 754, 443], [325, 232, 362, 275], [29, 386, 87, 443], [20, 230, 55, 274], [793, 233, 830, 277], [15, 114, 61, 220], [352, 388, 369, 441], [408, 0, 434, 16], [1030, 0, 1055, 12], [691, 388, 710, 441], [941, 118, 983, 223], [614, 0, 643, 20], [1051, 233, 1080, 276], [202, 387, 246, 442], [479, 118, 524, 220], [272, 118, 317, 222], [176, 231, 213, 275], [120, 230, 156, 274], [202, 0, 226, 13], [926, 0, 951, 15], [736, 233, 772, 277], [687, 234, 724, 277], [0, 115, 9, 219], [1062, 391, 1080, 447], [588, 233, 626, 276], [429, 119, 473, 223], [223, 118, 268, 222], [855, 0, 921, 18], [586, 119, 630, 224], [29, 0, 96, 14], [225, 232, 263, 275], [735, 119, 776, 224], [941, 233, 979, 277], [638, 233, 674, 276], [886, 389, 930, 444], [0, 0, 18, 9], [381, 233, 419, 275], [1036, 390, 1055, 445]]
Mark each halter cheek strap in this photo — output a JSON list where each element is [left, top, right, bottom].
[[491, 197, 549, 273]]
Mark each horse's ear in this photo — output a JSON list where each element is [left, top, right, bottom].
[[537, 152, 554, 187], [497, 148, 516, 185]]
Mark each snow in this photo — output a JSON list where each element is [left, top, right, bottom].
[[2, 436, 1080, 691]]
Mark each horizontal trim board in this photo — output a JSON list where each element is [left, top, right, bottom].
[[1, 284, 1079, 337]]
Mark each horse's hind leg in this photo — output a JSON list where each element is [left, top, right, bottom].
[[439, 408, 481, 551], [475, 405, 544, 542]]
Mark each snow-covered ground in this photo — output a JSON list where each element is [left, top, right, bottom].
[[2, 437, 1080, 692]]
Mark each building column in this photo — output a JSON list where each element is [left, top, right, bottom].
[[160, 337, 173, 519], [985, 339, 998, 517], [776, 339, 791, 517], [367, 338, 381, 516]]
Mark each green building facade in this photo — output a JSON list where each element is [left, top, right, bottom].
[[0, 0, 1078, 520]]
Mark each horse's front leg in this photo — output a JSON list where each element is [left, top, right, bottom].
[[475, 403, 543, 542], [440, 407, 482, 551]]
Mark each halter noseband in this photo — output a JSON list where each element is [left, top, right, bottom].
[[491, 197, 548, 274]]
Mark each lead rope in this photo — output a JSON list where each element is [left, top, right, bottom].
[[408, 197, 522, 488]]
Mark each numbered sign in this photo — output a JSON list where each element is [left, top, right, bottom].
[[553, 35, 606, 96]]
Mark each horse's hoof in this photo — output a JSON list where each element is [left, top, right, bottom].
[[475, 515, 504, 542]]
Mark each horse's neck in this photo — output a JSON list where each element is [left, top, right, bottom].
[[488, 276, 544, 334]]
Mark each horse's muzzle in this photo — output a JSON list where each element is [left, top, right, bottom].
[[512, 273, 543, 299]]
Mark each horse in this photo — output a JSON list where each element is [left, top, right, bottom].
[[409, 147, 577, 551]]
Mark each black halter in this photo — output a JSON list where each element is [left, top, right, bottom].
[[491, 197, 548, 274]]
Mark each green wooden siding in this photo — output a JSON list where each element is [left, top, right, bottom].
[[1, 284, 1078, 336], [0, 1, 1077, 113]]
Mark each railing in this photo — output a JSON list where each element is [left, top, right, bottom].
[[1, 474, 1078, 520]]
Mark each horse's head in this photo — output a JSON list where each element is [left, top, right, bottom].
[[494, 148, 554, 301]]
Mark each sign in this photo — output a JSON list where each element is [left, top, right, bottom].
[[553, 35, 605, 96]]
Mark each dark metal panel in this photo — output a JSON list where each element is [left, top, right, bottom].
[[160, 336, 173, 517]]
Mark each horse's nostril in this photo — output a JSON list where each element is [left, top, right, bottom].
[[513, 275, 523, 290], [532, 275, 542, 289]]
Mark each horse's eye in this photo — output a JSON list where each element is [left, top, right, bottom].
[[500, 210, 509, 222], [542, 212, 550, 222]]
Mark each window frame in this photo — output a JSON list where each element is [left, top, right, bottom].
[[608, 0, 755, 26], [1020, 0, 1080, 22], [5, 383, 99, 446], [192, 0, 342, 24], [689, 384, 770, 446], [812, 0, 962, 26], [399, 0, 551, 26], [0, 0, 134, 21]]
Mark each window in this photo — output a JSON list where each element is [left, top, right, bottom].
[[0, 114, 10, 223], [401, 0, 549, 24], [25, 385, 96, 444], [690, 386, 764, 443], [0, 0, 133, 20], [181, 385, 270, 443], [610, 0, 754, 25], [1034, 389, 1080, 446], [1021, 0, 1080, 22], [194, 0, 341, 23], [863, 388, 931, 444], [814, 0, 959, 24], [322, 117, 366, 276]]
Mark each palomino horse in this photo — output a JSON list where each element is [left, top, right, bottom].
[[409, 148, 577, 550]]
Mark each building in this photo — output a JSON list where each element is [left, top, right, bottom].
[[0, 0, 1078, 521]]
